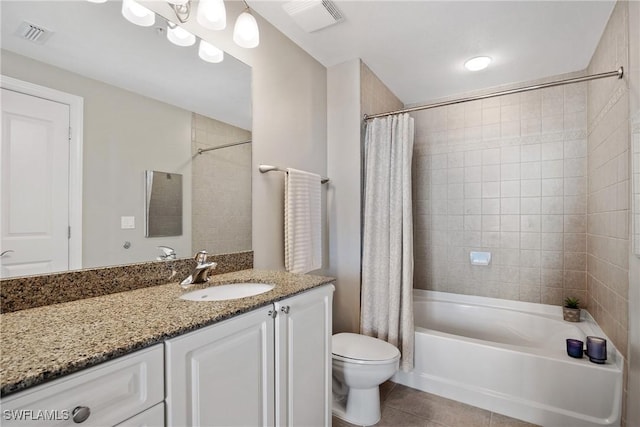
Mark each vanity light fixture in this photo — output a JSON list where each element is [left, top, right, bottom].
[[464, 56, 492, 71], [197, 0, 227, 30], [167, 22, 196, 46], [198, 40, 224, 63], [121, 0, 155, 27], [168, 0, 259, 48], [233, 6, 259, 49], [89, 0, 258, 63], [167, 0, 191, 24]]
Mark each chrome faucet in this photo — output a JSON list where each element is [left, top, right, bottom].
[[180, 251, 217, 288], [157, 246, 177, 261], [157, 246, 178, 280]]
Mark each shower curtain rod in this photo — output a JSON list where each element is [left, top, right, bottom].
[[363, 67, 624, 121], [197, 139, 252, 155]]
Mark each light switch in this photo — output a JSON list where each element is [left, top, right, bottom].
[[121, 216, 135, 229]]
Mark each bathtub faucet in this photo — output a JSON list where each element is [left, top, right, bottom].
[[180, 251, 217, 288]]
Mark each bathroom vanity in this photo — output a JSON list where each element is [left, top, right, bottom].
[[0, 270, 334, 427], [166, 285, 333, 426]]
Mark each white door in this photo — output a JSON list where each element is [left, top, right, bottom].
[[275, 284, 334, 427], [1, 88, 70, 278], [165, 306, 275, 427]]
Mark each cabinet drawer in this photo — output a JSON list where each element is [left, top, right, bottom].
[[1, 345, 163, 427]]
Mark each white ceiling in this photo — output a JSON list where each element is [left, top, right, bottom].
[[250, 0, 616, 106], [1, 1, 252, 130], [1, 1, 617, 123]]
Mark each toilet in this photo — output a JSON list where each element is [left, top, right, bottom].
[[331, 333, 401, 426]]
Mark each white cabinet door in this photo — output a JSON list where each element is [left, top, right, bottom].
[[165, 306, 275, 427], [115, 402, 164, 427], [275, 284, 334, 427]]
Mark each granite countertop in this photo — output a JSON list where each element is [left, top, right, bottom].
[[0, 269, 334, 397]]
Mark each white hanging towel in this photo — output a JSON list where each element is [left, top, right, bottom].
[[285, 168, 322, 273]]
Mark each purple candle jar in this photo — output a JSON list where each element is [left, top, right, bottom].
[[586, 336, 607, 364], [566, 339, 584, 358]]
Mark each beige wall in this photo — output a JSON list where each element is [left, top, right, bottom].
[[144, 2, 328, 273], [586, 3, 631, 423], [191, 114, 251, 254], [1, 49, 193, 267], [361, 62, 404, 118], [587, 0, 630, 351], [587, 1, 640, 425], [327, 59, 361, 333], [627, 0, 640, 424], [326, 60, 404, 333], [411, 75, 588, 304]]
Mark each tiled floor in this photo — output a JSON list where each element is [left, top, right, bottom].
[[332, 382, 540, 427]]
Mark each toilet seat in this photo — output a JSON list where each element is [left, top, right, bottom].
[[332, 333, 400, 365]]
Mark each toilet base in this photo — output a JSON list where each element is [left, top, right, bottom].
[[332, 386, 381, 426]]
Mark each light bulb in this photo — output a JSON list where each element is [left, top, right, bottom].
[[464, 56, 492, 71], [197, 0, 226, 30], [167, 24, 196, 47], [121, 0, 155, 27], [233, 10, 259, 48], [199, 40, 224, 63]]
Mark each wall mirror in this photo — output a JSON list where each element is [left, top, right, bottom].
[[0, 0, 252, 278]]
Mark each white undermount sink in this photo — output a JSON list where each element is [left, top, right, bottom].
[[180, 283, 275, 301]]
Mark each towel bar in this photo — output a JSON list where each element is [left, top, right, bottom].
[[259, 164, 330, 184]]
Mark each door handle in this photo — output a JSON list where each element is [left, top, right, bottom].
[[0, 250, 14, 257]]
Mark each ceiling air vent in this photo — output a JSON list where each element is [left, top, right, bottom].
[[14, 21, 53, 45], [282, 0, 344, 33]]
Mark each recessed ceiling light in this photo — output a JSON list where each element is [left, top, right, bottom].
[[464, 56, 492, 71]]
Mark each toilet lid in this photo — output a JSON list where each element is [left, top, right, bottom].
[[332, 333, 400, 361]]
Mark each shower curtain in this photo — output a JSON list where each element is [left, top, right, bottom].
[[361, 113, 414, 371]]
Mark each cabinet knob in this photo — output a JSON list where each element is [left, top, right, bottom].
[[268, 310, 277, 318], [72, 406, 91, 423], [280, 306, 290, 314]]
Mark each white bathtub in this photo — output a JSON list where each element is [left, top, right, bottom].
[[392, 290, 623, 427]]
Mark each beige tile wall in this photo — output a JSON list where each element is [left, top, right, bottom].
[[191, 113, 252, 254], [586, 0, 629, 358], [629, 1, 640, 424], [586, 3, 631, 423], [633, 123, 640, 255], [361, 61, 404, 117], [412, 81, 588, 305]]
